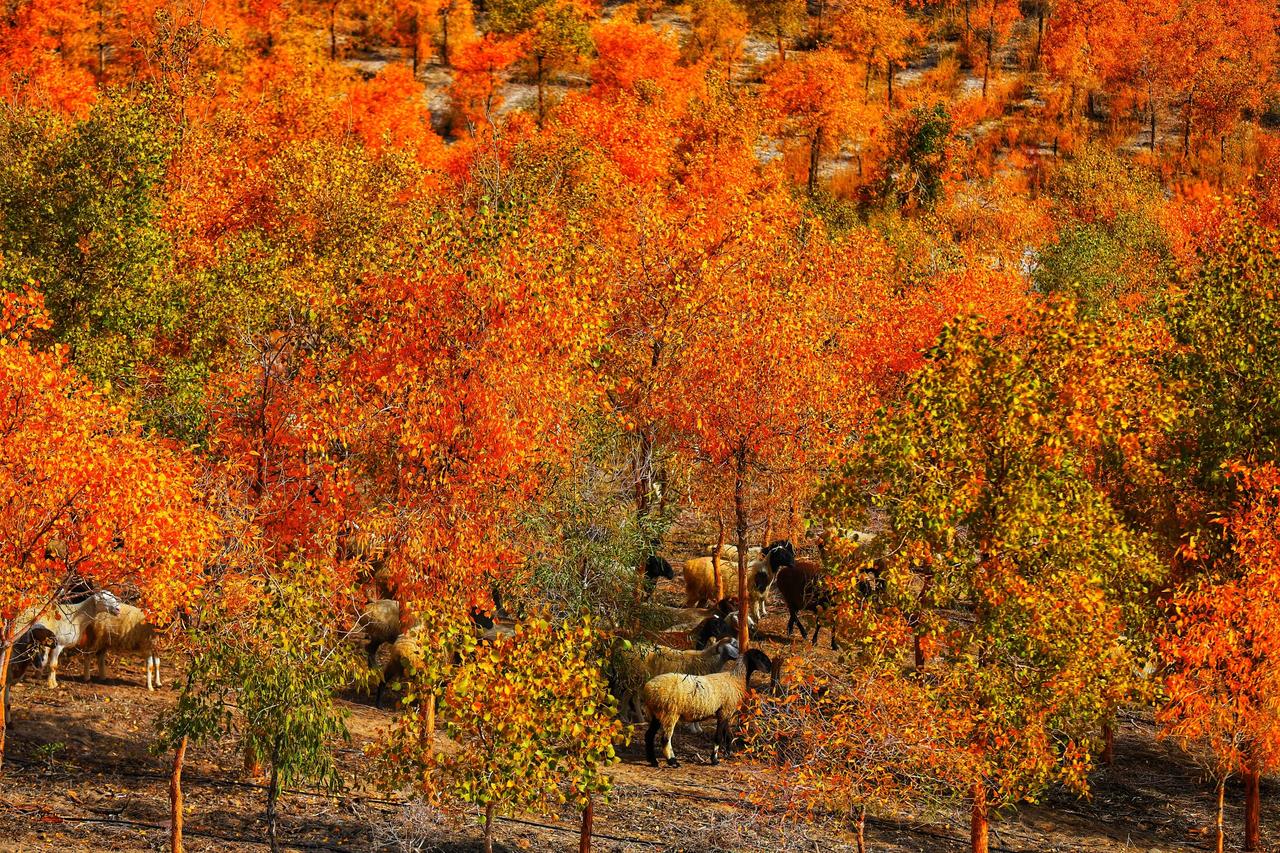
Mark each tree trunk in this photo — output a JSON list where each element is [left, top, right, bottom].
[[1101, 722, 1114, 766], [807, 126, 823, 197], [0, 639, 11, 773], [854, 803, 866, 853], [484, 802, 496, 853], [440, 6, 451, 66], [1149, 83, 1157, 151], [1216, 775, 1226, 853], [1034, 6, 1044, 70], [580, 794, 593, 853], [734, 448, 750, 656], [982, 19, 993, 98], [964, 0, 971, 42], [1182, 112, 1191, 159], [886, 60, 894, 107], [715, 515, 726, 601], [1243, 763, 1261, 851], [536, 55, 546, 127], [410, 14, 420, 73], [865, 58, 872, 102], [170, 736, 187, 853], [267, 764, 281, 853], [776, 29, 785, 62], [913, 631, 925, 670], [328, 3, 337, 60], [971, 782, 989, 853]]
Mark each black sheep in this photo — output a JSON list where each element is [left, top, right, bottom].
[[775, 560, 837, 649], [643, 554, 675, 599]]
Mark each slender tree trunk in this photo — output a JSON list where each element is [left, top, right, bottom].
[[579, 794, 593, 853], [1218, 134, 1226, 190], [1034, 6, 1044, 70], [865, 58, 872, 102], [971, 782, 989, 853], [734, 447, 750, 656], [440, 5, 451, 66], [913, 631, 925, 669], [776, 28, 785, 61], [0, 639, 11, 773], [170, 736, 187, 853], [267, 764, 281, 853], [96, 0, 106, 80], [1216, 775, 1226, 853], [1243, 763, 1261, 851], [854, 803, 866, 853], [808, 126, 824, 197], [982, 13, 994, 98], [410, 14, 420, 73], [1101, 722, 1114, 766], [536, 55, 546, 127], [963, 0, 971, 43], [1182, 112, 1191, 159], [886, 60, 894, 107], [715, 515, 726, 601], [329, 2, 338, 60], [1149, 83, 1157, 151], [484, 802, 496, 853]]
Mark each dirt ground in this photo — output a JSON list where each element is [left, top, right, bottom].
[[1, 540, 1273, 853]]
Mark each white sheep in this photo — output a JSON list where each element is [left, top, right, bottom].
[[613, 636, 739, 723], [642, 647, 774, 767], [26, 591, 122, 688], [76, 602, 162, 690]]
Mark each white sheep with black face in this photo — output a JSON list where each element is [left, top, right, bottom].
[[642, 648, 775, 767], [611, 636, 740, 723]]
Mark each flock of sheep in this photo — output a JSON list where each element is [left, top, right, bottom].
[[4, 527, 877, 773], [361, 529, 879, 769]]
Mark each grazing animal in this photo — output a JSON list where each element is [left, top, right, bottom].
[[376, 624, 426, 709], [643, 555, 675, 600], [26, 591, 123, 688], [776, 561, 837, 649], [76, 602, 162, 690], [355, 599, 402, 669], [683, 556, 771, 619], [705, 544, 761, 563], [612, 636, 740, 722], [3, 625, 54, 727], [762, 540, 796, 572], [691, 611, 737, 650], [642, 648, 774, 767]]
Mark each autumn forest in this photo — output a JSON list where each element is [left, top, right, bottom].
[[1, 0, 1278, 850]]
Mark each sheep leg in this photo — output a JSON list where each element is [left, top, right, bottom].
[[788, 609, 808, 639], [711, 714, 728, 765], [662, 719, 679, 767], [97, 650, 107, 681], [83, 653, 94, 683], [811, 616, 822, 647], [645, 719, 661, 767], [145, 655, 154, 691], [46, 645, 64, 688], [153, 655, 162, 687]]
